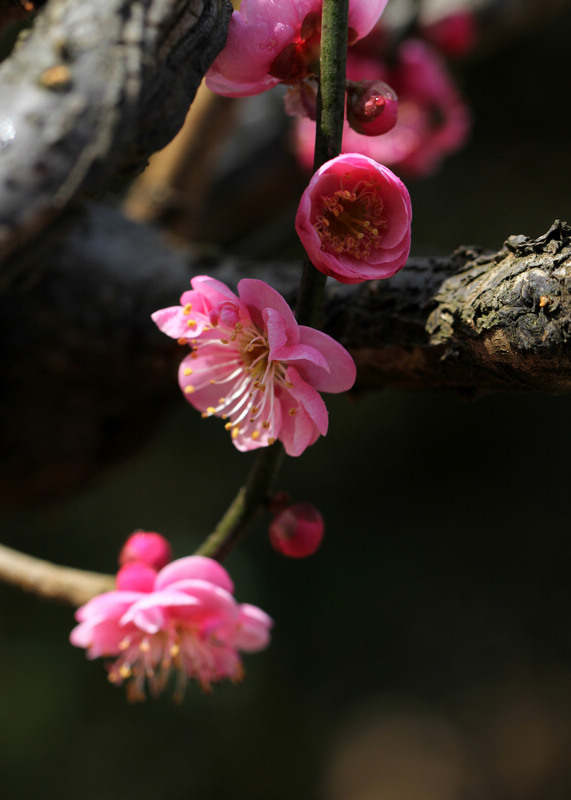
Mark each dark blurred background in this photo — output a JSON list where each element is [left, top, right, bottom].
[[1, 1, 571, 799]]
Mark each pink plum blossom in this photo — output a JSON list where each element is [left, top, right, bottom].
[[152, 276, 356, 456], [295, 153, 411, 283], [70, 555, 272, 701], [293, 40, 471, 177], [205, 0, 388, 98]]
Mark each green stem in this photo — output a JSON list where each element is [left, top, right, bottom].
[[197, 0, 349, 562], [296, 0, 349, 328], [195, 444, 284, 561]]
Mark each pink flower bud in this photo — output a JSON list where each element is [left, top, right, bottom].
[[116, 562, 157, 592], [269, 503, 324, 558], [118, 531, 172, 571], [347, 80, 398, 136]]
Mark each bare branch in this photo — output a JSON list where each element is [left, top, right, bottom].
[[0, 542, 114, 605], [0, 0, 231, 278]]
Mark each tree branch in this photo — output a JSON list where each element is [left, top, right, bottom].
[[0, 543, 114, 606], [324, 221, 571, 395], [0, 0, 231, 280]]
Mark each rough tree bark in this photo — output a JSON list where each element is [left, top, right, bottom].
[[0, 0, 231, 281]]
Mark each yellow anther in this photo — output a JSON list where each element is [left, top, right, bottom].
[[183, 367, 193, 376], [268, 437, 276, 445], [119, 664, 132, 679], [187, 319, 197, 328], [184, 385, 195, 394], [251, 430, 260, 440], [170, 643, 180, 657], [139, 640, 150, 652], [262, 420, 270, 429], [289, 407, 298, 416], [206, 406, 216, 414], [177, 337, 188, 345], [119, 638, 130, 651], [183, 303, 192, 315], [225, 422, 232, 430], [219, 397, 226, 404], [220, 338, 229, 345], [231, 426, 239, 439]]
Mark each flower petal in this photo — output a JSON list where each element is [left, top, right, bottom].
[[155, 555, 235, 594]]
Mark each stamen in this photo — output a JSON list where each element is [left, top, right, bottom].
[[314, 180, 387, 259]]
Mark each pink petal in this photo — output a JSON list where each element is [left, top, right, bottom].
[[155, 555, 235, 594], [151, 306, 192, 339], [348, 0, 388, 39], [234, 604, 273, 652], [297, 326, 356, 392], [238, 279, 299, 340], [285, 367, 329, 434]]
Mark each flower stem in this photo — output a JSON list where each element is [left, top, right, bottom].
[[198, 0, 349, 561], [296, 0, 349, 328], [195, 444, 284, 561]]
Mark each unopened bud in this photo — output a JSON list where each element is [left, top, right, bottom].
[[118, 531, 172, 571], [116, 562, 157, 592], [269, 503, 324, 558], [346, 80, 398, 136]]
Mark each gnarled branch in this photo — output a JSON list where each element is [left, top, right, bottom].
[[0, 0, 231, 280]]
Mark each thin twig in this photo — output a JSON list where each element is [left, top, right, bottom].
[[0, 543, 114, 606]]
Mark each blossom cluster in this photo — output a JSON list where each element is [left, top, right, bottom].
[[71, 533, 272, 701], [70, 0, 422, 701]]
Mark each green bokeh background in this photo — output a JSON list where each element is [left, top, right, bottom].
[[1, 4, 571, 799]]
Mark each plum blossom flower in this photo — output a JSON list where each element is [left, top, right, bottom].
[[152, 277, 356, 456], [295, 153, 411, 283], [205, 0, 388, 98], [70, 555, 272, 701], [293, 40, 471, 177]]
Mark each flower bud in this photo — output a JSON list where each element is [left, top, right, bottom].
[[269, 503, 324, 558], [118, 531, 172, 571], [116, 562, 157, 592], [346, 80, 398, 136]]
